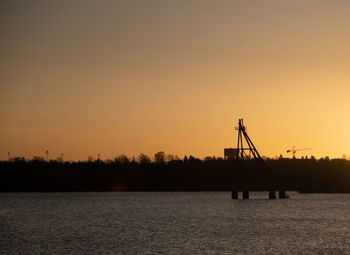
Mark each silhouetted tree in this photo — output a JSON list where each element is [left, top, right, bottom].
[[32, 156, 45, 162], [183, 156, 188, 163], [87, 155, 94, 162], [166, 154, 174, 162], [154, 151, 166, 164], [105, 159, 114, 164], [13, 157, 26, 163], [204, 156, 213, 162], [138, 153, 151, 164], [56, 157, 63, 162], [115, 155, 130, 165]]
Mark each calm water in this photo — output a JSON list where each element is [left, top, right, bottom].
[[1, 192, 350, 254]]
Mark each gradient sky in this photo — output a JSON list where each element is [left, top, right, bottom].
[[1, 0, 350, 161]]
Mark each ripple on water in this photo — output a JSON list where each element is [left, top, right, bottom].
[[1, 192, 350, 254]]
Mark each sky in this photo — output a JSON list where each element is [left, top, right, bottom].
[[1, 0, 350, 161]]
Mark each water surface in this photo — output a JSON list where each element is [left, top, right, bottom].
[[1, 192, 350, 254]]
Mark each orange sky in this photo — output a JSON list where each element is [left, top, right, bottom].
[[1, 1, 350, 161]]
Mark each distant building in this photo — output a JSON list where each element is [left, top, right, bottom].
[[224, 148, 237, 160]]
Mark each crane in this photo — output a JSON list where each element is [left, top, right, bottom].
[[235, 119, 262, 160], [286, 146, 313, 158]]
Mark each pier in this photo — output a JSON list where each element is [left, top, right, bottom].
[[227, 119, 290, 200], [231, 190, 289, 199]]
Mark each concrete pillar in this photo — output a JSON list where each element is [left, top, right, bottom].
[[231, 191, 238, 199], [279, 190, 288, 199], [269, 190, 276, 199], [243, 191, 249, 199]]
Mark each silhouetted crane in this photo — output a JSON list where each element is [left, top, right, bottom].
[[232, 118, 284, 199], [286, 146, 313, 158], [235, 119, 262, 160]]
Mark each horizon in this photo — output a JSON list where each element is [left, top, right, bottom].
[[1, 1, 350, 161], [4, 149, 349, 162]]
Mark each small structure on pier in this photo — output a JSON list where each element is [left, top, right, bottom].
[[224, 148, 237, 160], [229, 118, 288, 199]]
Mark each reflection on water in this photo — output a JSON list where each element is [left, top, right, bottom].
[[1, 192, 350, 254]]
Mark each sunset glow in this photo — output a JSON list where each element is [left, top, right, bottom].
[[1, 1, 350, 160]]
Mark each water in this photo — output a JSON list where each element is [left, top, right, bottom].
[[1, 192, 350, 254]]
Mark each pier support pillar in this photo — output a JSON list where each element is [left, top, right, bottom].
[[231, 191, 238, 199], [243, 191, 249, 199], [269, 191, 276, 199], [279, 190, 288, 199]]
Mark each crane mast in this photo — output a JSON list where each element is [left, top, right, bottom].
[[235, 119, 262, 160]]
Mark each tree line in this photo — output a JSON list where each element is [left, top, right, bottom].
[[1, 152, 350, 193]]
